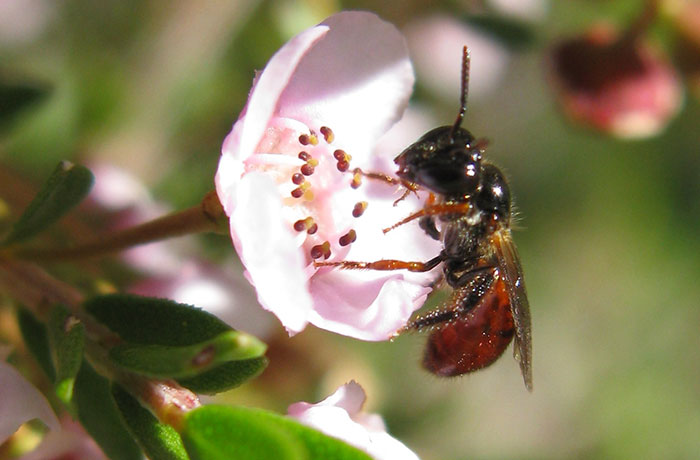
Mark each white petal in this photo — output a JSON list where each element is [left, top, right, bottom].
[[229, 172, 313, 335], [277, 11, 414, 162], [0, 361, 59, 443]]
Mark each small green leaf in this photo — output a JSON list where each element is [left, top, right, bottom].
[[464, 15, 537, 50], [109, 331, 266, 378], [16, 306, 56, 381], [182, 406, 305, 460], [2, 161, 94, 245], [177, 357, 268, 395], [111, 384, 189, 460], [85, 294, 230, 346], [74, 361, 143, 460], [0, 78, 49, 127], [47, 305, 85, 406], [182, 406, 372, 460]]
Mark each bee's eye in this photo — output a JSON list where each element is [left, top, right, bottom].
[[476, 164, 511, 218], [413, 149, 480, 196]]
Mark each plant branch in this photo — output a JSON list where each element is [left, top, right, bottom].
[[12, 191, 226, 261]]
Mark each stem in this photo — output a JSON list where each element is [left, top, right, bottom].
[[0, 257, 201, 424], [13, 190, 226, 261], [620, 0, 659, 44]]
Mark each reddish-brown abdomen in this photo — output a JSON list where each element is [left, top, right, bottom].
[[423, 275, 515, 376]]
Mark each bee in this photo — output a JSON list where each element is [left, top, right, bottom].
[[316, 47, 532, 390]]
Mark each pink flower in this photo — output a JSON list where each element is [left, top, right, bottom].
[[0, 348, 59, 444], [215, 11, 440, 340], [288, 381, 419, 460], [550, 24, 682, 139]]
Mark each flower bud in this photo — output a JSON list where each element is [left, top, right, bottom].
[[550, 24, 682, 138]]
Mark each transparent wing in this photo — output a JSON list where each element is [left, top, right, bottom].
[[493, 228, 533, 391]]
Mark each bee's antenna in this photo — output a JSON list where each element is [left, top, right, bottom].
[[449, 46, 470, 141]]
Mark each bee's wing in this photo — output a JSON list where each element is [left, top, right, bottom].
[[493, 229, 533, 391]]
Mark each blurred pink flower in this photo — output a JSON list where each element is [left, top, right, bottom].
[[215, 11, 440, 340], [550, 24, 682, 139], [19, 416, 107, 460], [0, 349, 59, 444], [288, 381, 419, 460]]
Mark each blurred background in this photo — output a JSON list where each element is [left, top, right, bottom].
[[1, 0, 699, 459]]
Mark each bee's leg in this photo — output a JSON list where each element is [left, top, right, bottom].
[[419, 216, 440, 240], [314, 253, 443, 273], [445, 264, 495, 288], [350, 168, 420, 205], [402, 270, 496, 333], [383, 202, 473, 233]]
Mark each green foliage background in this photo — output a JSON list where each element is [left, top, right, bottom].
[[1, 1, 699, 459]]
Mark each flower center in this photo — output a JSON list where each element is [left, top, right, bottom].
[[248, 118, 372, 267]]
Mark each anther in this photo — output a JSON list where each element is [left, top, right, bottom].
[[339, 230, 357, 247], [291, 182, 310, 199], [351, 171, 362, 189], [337, 160, 349, 172], [320, 126, 334, 143], [352, 201, 368, 218], [310, 241, 331, 260], [298, 151, 311, 161], [301, 163, 315, 176], [292, 173, 305, 185], [333, 149, 346, 160], [293, 217, 316, 233], [293, 219, 307, 232], [298, 135, 311, 145]]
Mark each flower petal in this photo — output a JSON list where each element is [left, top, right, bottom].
[[0, 361, 59, 443], [277, 11, 414, 161], [229, 172, 313, 335], [288, 381, 420, 460], [308, 272, 430, 341]]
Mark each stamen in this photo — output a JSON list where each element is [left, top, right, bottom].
[[291, 182, 310, 199], [291, 173, 305, 185], [310, 241, 331, 260], [320, 126, 334, 143], [301, 163, 315, 176], [352, 201, 368, 218], [339, 230, 357, 246], [351, 171, 362, 189], [293, 217, 317, 233]]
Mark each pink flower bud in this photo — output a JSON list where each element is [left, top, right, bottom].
[[550, 24, 682, 138]]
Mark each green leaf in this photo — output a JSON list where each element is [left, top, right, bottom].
[[182, 406, 372, 460], [111, 384, 189, 460], [16, 306, 56, 381], [74, 361, 143, 460], [109, 331, 266, 378], [85, 294, 231, 346], [182, 405, 305, 460], [47, 305, 85, 406], [2, 161, 94, 245], [177, 357, 268, 395], [0, 78, 49, 127], [464, 15, 537, 50]]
